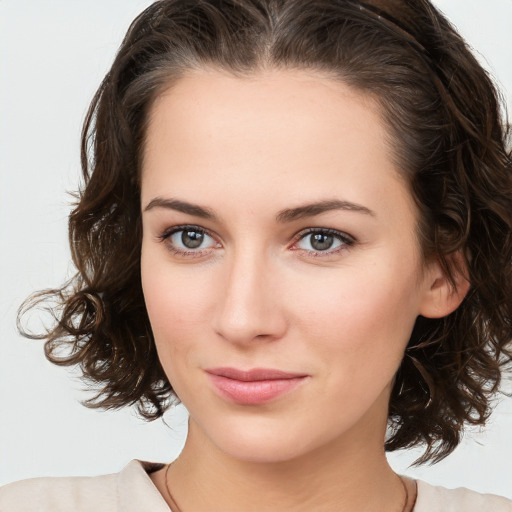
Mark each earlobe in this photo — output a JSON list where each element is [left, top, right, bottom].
[[419, 253, 470, 319]]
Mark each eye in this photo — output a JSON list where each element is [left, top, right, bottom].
[[293, 228, 354, 255], [160, 225, 219, 255]]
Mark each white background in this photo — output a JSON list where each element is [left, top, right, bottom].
[[1, 0, 511, 498]]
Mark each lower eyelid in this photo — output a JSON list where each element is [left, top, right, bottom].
[[158, 226, 222, 256], [156, 226, 353, 257]]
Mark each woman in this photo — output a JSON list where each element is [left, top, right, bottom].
[[1, 0, 511, 510]]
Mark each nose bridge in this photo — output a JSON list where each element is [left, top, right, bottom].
[[214, 244, 285, 344]]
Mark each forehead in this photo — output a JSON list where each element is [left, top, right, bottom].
[[141, 68, 414, 223], [143, 68, 387, 168]]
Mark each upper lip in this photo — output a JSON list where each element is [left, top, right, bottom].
[[205, 367, 308, 381]]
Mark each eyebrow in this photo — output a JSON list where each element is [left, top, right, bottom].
[[144, 197, 217, 220], [276, 199, 375, 222], [143, 197, 375, 222]]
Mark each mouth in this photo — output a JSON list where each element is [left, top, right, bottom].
[[204, 367, 309, 405]]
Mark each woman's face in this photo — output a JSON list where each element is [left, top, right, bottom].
[[140, 68, 438, 463]]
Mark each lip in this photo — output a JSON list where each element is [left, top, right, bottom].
[[204, 367, 309, 405]]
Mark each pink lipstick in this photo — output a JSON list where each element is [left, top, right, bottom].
[[205, 367, 308, 405]]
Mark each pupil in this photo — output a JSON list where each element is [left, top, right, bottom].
[[182, 230, 204, 249], [311, 233, 333, 251]]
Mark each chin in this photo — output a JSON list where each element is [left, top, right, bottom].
[[192, 413, 340, 465], [215, 434, 311, 464]]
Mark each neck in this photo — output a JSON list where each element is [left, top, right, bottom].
[[163, 419, 405, 512]]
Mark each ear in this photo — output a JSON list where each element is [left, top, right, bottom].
[[419, 251, 470, 319]]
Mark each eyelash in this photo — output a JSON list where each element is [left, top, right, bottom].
[[158, 224, 219, 258], [158, 224, 355, 259], [291, 228, 355, 257]]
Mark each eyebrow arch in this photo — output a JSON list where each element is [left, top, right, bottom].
[[144, 197, 217, 220], [276, 199, 375, 222]]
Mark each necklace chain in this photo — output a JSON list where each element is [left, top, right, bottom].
[[164, 463, 412, 512], [165, 462, 183, 512]]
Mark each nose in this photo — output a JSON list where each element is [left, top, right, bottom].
[[212, 249, 288, 345]]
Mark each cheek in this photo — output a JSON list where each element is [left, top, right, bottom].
[[140, 247, 216, 372], [289, 259, 421, 369]]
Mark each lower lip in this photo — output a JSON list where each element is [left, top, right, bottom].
[[206, 374, 307, 405]]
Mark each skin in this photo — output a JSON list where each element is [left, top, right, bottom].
[[140, 68, 465, 512]]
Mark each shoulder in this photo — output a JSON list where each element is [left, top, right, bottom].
[[0, 472, 118, 512], [415, 480, 512, 512], [0, 470, 121, 512], [0, 460, 169, 512]]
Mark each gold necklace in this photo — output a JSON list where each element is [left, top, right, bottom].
[[164, 464, 413, 512]]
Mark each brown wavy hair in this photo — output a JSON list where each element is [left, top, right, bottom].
[[19, 0, 512, 464]]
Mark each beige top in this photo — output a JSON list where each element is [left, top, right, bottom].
[[1, 460, 511, 511]]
